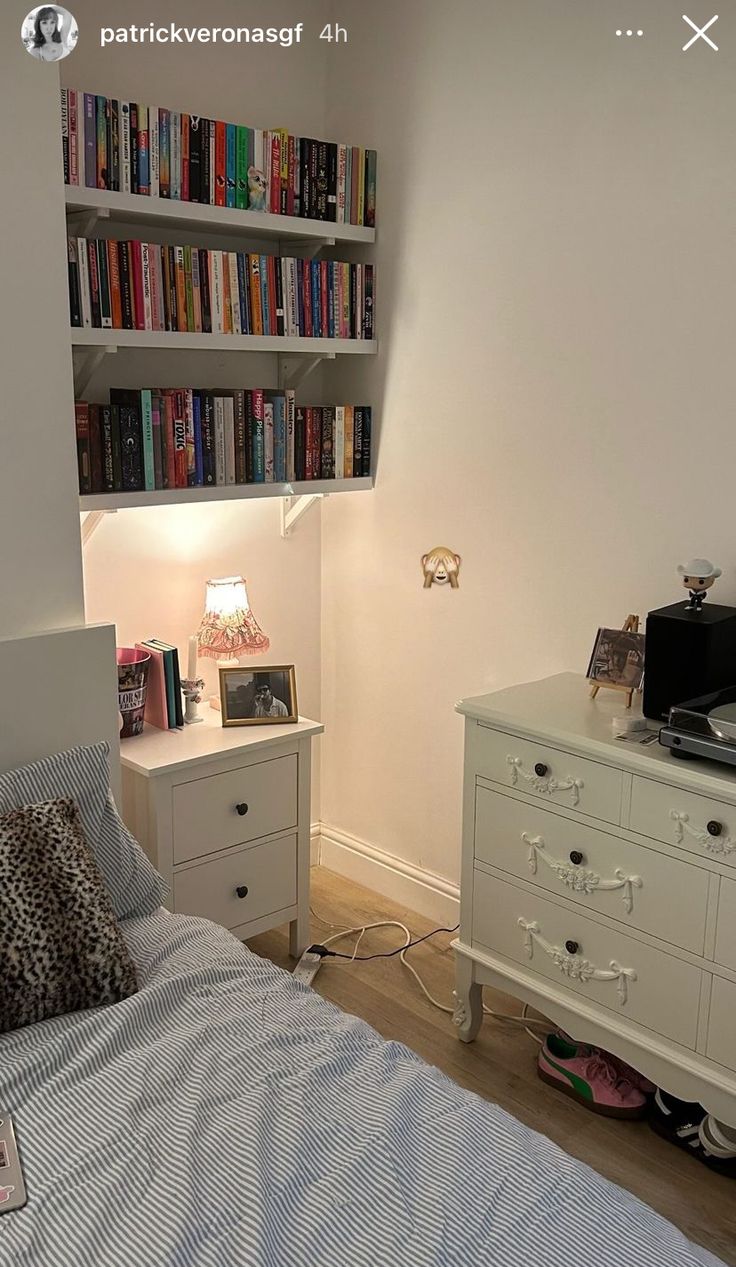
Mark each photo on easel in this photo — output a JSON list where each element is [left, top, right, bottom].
[[587, 616, 645, 708]]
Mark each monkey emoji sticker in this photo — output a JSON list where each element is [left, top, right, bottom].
[[421, 547, 461, 588]]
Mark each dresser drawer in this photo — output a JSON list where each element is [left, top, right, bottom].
[[630, 777, 736, 870], [475, 789, 708, 954], [471, 723, 622, 824], [174, 834, 297, 929], [173, 754, 297, 864], [715, 877, 736, 972], [707, 976, 736, 1071], [472, 870, 702, 1048]]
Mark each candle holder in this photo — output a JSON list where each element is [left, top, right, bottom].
[[181, 678, 205, 725]]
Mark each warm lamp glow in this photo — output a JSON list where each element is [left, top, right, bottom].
[[196, 576, 270, 660]]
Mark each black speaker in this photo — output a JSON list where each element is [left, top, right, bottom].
[[643, 602, 736, 721]]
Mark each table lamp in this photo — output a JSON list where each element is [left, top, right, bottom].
[[189, 575, 270, 715]]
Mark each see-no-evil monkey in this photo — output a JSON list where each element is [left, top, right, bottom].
[[421, 547, 461, 588]]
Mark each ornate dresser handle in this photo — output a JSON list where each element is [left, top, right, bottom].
[[522, 833, 642, 914], [506, 756, 584, 805], [518, 918, 637, 1005], [670, 810, 736, 855]]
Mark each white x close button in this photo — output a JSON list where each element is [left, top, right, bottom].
[[682, 14, 719, 51]]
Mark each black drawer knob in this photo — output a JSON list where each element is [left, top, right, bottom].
[[569, 850, 584, 866], [534, 762, 548, 778], [565, 939, 579, 956], [235, 803, 249, 816], [235, 885, 249, 899], [707, 820, 723, 837]]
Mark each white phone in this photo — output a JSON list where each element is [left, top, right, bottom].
[[0, 1114, 27, 1213]]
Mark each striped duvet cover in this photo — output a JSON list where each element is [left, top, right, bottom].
[[0, 909, 724, 1266]]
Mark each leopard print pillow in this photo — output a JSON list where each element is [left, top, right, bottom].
[[0, 797, 138, 1034]]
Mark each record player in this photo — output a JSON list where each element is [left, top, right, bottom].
[[659, 686, 736, 767]]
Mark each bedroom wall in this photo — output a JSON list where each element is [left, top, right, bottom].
[[0, 19, 85, 638], [319, 0, 736, 918], [64, 0, 330, 798]]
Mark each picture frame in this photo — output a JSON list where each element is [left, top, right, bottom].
[[219, 665, 298, 727], [586, 623, 645, 702]]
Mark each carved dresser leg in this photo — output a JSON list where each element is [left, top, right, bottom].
[[453, 955, 483, 1043]]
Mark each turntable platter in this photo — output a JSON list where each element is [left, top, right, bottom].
[[708, 703, 736, 742]]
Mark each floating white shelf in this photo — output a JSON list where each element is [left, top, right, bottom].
[[70, 328, 377, 355], [65, 186, 375, 246], [80, 476, 373, 511]]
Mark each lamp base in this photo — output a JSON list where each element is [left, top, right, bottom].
[[181, 679, 205, 725]]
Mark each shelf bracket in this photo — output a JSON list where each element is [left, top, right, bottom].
[[278, 352, 335, 390], [281, 236, 336, 260], [73, 344, 117, 396], [66, 205, 111, 238], [80, 508, 117, 546], [280, 493, 325, 537]]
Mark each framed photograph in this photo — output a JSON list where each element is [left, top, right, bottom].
[[219, 665, 298, 727], [586, 627, 645, 692]]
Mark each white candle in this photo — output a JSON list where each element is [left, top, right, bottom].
[[187, 634, 198, 682]]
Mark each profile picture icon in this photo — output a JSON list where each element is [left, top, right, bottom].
[[21, 5, 78, 62]]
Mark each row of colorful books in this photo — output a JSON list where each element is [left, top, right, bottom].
[[68, 238, 375, 340], [75, 389, 372, 494], [61, 89, 377, 227]]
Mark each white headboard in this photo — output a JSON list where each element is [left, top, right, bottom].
[[0, 623, 121, 803]]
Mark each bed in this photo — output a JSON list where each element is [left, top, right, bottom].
[[0, 627, 726, 1267]]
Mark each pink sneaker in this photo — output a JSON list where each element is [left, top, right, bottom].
[[538, 1033, 647, 1119], [555, 1029, 656, 1097]]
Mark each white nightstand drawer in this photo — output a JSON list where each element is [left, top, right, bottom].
[[173, 754, 298, 863], [471, 723, 622, 824], [630, 777, 736, 869], [472, 870, 702, 1049], [174, 834, 297, 929], [707, 976, 736, 1071], [715, 877, 736, 972], [474, 788, 708, 954]]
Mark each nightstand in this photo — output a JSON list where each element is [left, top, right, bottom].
[[120, 708, 323, 957]]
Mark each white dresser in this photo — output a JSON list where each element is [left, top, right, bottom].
[[454, 673, 736, 1127], [121, 710, 323, 958]]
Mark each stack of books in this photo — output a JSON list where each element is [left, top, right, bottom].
[[61, 89, 377, 226], [68, 237, 375, 340], [136, 639, 183, 730], [75, 390, 372, 494]]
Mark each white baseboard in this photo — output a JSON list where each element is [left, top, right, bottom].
[[310, 822, 321, 867], [314, 822, 460, 927]]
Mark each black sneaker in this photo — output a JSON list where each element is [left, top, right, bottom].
[[649, 1089, 736, 1176]]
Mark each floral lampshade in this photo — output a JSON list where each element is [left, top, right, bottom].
[[196, 576, 270, 660]]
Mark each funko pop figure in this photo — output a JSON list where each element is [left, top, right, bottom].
[[677, 558, 722, 611]]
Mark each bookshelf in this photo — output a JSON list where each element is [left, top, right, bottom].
[[80, 476, 372, 512], [66, 187, 376, 247], [71, 329, 377, 355]]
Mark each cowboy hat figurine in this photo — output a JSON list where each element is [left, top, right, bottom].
[[677, 558, 722, 611]]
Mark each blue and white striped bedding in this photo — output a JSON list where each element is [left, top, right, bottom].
[[0, 909, 724, 1266]]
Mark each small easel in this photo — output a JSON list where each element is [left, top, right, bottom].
[[589, 614, 641, 710]]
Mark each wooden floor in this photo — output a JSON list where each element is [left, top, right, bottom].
[[249, 866, 736, 1265]]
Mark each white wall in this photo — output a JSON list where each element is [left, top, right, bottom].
[[66, 0, 329, 789], [0, 17, 84, 638], [320, 0, 736, 915]]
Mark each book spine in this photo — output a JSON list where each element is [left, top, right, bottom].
[[151, 396, 163, 489], [315, 141, 328, 221], [209, 120, 216, 203], [100, 405, 115, 491], [295, 406, 306, 481], [97, 237, 112, 328], [361, 406, 372, 476], [234, 390, 246, 483], [87, 240, 100, 327], [141, 241, 152, 329], [149, 107, 159, 196], [353, 405, 363, 476], [303, 258, 312, 338], [184, 388, 196, 485], [61, 89, 69, 183], [210, 251, 224, 334], [199, 248, 212, 333], [235, 125, 249, 210], [263, 401, 274, 482], [305, 407, 313, 480], [67, 238, 81, 326], [249, 255, 262, 336], [88, 403, 103, 492], [287, 133, 296, 216], [130, 103, 139, 194], [364, 263, 374, 340], [267, 256, 277, 337], [82, 94, 96, 188], [120, 102, 131, 193], [170, 110, 180, 199], [191, 248, 202, 332], [173, 389, 187, 487], [335, 406, 345, 480], [215, 120, 226, 206], [188, 116, 201, 202], [118, 240, 133, 329], [174, 246, 187, 332], [200, 118, 210, 203], [95, 95, 107, 189], [159, 108, 170, 197], [365, 149, 377, 227], [236, 253, 248, 334], [274, 394, 286, 482], [342, 262, 351, 339], [201, 392, 215, 485], [228, 253, 241, 333], [152, 243, 165, 330], [184, 245, 194, 332], [336, 144, 347, 223], [285, 389, 296, 481], [193, 391, 203, 485], [224, 396, 236, 484], [326, 143, 338, 223], [214, 396, 226, 484], [258, 255, 269, 336], [221, 254, 232, 333], [116, 402, 143, 490], [130, 240, 145, 329], [160, 392, 175, 487], [322, 405, 335, 478], [139, 389, 155, 490], [357, 147, 366, 225], [109, 99, 119, 191], [244, 390, 254, 483], [321, 259, 329, 337], [181, 112, 190, 202], [75, 402, 91, 493], [343, 405, 354, 477], [293, 134, 301, 217], [69, 90, 80, 185], [137, 104, 149, 194], [252, 388, 264, 481], [226, 123, 236, 208]]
